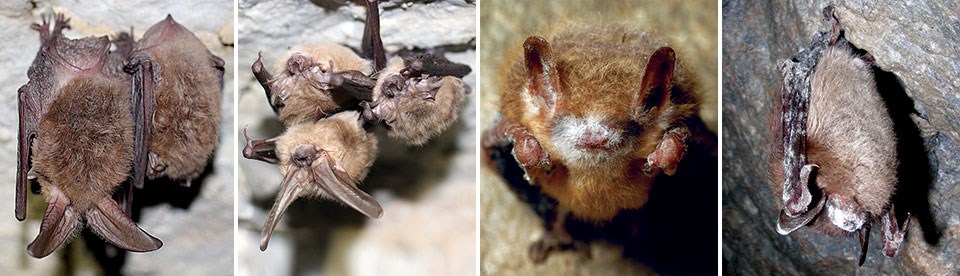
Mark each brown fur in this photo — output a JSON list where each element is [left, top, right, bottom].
[[33, 75, 133, 211], [276, 111, 378, 196], [135, 15, 223, 181], [768, 42, 897, 235], [498, 24, 700, 221], [273, 43, 373, 126]]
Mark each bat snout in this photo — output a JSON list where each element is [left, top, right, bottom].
[[576, 131, 612, 150], [292, 145, 321, 167], [286, 54, 312, 75]]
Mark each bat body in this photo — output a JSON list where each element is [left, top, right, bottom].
[[482, 24, 702, 262], [369, 56, 469, 145], [770, 6, 907, 266], [254, 42, 375, 126], [128, 15, 224, 187], [18, 14, 161, 258], [243, 111, 381, 251]]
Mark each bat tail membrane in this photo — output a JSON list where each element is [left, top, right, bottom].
[[85, 196, 162, 252], [26, 191, 79, 258]]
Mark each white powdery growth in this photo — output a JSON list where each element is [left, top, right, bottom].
[[551, 115, 631, 167], [826, 196, 866, 232]]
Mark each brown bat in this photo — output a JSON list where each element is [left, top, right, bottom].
[[17, 13, 161, 258], [770, 6, 907, 266], [365, 56, 470, 145], [481, 24, 703, 262], [126, 15, 224, 189], [243, 111, 381, 251]]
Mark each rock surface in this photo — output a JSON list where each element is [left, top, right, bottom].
[[722, 0, 960, 274], [237, 0, 476, 275], [0, 1, 235, 275], [479, 0, 718, 274]]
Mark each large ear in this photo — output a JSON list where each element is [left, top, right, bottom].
[[633, 47, 676, 120], [26, 191, 79, 258], [523, 36, 560, 111], [311, 154, 383, 219], [86, 197, 162, 252], [260, 170, 305, 251]]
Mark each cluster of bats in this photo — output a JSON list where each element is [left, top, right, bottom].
[[482, 23, 713, 262], [769, 5, 908, 266], [242, 0, 471, 251], [16, 13, 223, 258]]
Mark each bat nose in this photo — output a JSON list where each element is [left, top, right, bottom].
[[576, 131, 611, 150], [292, 145, 319, 167], [286, 54, 310, 74]]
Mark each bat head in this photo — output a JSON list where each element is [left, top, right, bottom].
[[260, 111, 381, 251], [519, 35, 681, 168]]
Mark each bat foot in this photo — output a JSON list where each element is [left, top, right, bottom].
[[643, 127, 689, 176], [881, 206, 909, 257]]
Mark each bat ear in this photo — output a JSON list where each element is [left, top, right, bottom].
[[634, 47, 676, 121], [85, 197, 162, 252], [523, 36, 560, 111], [27, 191, 79, 258]]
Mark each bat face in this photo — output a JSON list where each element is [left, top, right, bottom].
[[371, 57, 469, 145], [259, 111, 381, 251], [131, 15, 224, 183], [18, 14, 161, 258], [489, 25, 700, 221], [770, 6, 907, 266], [268, 43, 374, 126]]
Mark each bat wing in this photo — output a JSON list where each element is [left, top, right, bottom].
[[16, 85, 40, 221], [361, 0, 386, 71], [26, 191, 79, 258], [310, 155, 383, 219], [127, 56, 158, 189], [335, 70, 376, 102], [402, 52, 472, 78], [86, 196, 162, 252]]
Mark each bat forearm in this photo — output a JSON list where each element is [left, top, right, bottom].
[[482, 118, 551, 172]]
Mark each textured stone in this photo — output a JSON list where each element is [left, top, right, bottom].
[[723, 0, 960, 274], [237, 0, 476, 275], [0, 1, 234, 274]]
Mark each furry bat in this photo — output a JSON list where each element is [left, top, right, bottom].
[[770, 6, 907, 266], [126, 15, 224, 189], [243, 111, 381, 251], [364, 56, 470, 145], [252, 42, 376, 126], [17, 13, 161, 258], [481, 24, 703, 262]]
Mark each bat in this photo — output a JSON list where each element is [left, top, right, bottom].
[[364, 55, 470, 145], [770, 5, 907, 266], [242, 111, 381, 251], [126, 15, 224, 189], [17, 13, 161, 258], [252, 42, 376, 126], [481, 23, 704, 262]]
